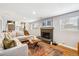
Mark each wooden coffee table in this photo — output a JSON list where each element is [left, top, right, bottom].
[[21, 39, 41, 49]]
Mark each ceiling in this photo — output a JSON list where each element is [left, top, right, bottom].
[[0, 3, 79, 22]]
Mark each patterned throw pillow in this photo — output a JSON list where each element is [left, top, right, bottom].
[[2, 33, 16, 49]]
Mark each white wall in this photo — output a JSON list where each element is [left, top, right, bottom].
[[0, 16, 2, 32], [53, 17, 79, 49], [30, 11, 79, 50], [53, 11, 79, 49], [29, 21, 41, 36], [0, 15, 30, 32]]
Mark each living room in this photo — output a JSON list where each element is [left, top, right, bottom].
[[0, 3, 79, 56]]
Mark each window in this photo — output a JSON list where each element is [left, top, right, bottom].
[[42, 18, 53, 27], [42, 20, 46, 26], [47, 20, 51, 26], [60, 16, 79, 31]]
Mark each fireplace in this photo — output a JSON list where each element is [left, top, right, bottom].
[[40, 27, 53, 42], [41, 32, 50, 39]]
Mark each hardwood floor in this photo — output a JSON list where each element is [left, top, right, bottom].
[[28, 41, 63, 56], [36, 41, 78, 56], [50, 44, 78, 56], [22, 39, 78, 56], [40, 40, 78, 56], [35, 41, 78, 56], [35, 39, 78, 56]]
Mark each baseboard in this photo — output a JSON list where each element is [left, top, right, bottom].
[[58, 43, 77, 51]]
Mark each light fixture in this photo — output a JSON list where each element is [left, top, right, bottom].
[[33, 11, 36, 15], [23, 17, 26, 19]]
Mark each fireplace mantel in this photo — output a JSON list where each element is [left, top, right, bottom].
[[40, 27, 54, 29], [39, 27, 53, 43]]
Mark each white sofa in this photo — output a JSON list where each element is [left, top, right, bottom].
[[0, 32, 28, 56], [16, 35, 35, 42], [0, 44, 28, 56]]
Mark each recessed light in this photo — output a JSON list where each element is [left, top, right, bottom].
[[23, 17, 26, 19], [33, 11, 36, 15]]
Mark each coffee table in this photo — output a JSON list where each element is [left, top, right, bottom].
[[21, 39, 41, 49]]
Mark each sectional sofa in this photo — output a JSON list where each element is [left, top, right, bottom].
[[0, 31, 28, 56]]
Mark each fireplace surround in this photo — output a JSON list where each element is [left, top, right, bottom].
[[40, 27, 53, 43]]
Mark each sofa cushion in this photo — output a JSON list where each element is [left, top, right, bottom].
[[9, 31, 16, 38], [0, 44, 28, 56], [8, 31, 24, 37], [0, 33, 4, 50], [0, 33, 4, 40], [16, 31, 24, 36], [0, 43, 2, 51]]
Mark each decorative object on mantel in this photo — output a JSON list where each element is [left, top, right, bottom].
[[2, 33, 16, 49]]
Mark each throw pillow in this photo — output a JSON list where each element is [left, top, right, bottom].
[[2, 33, 16, 49]]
